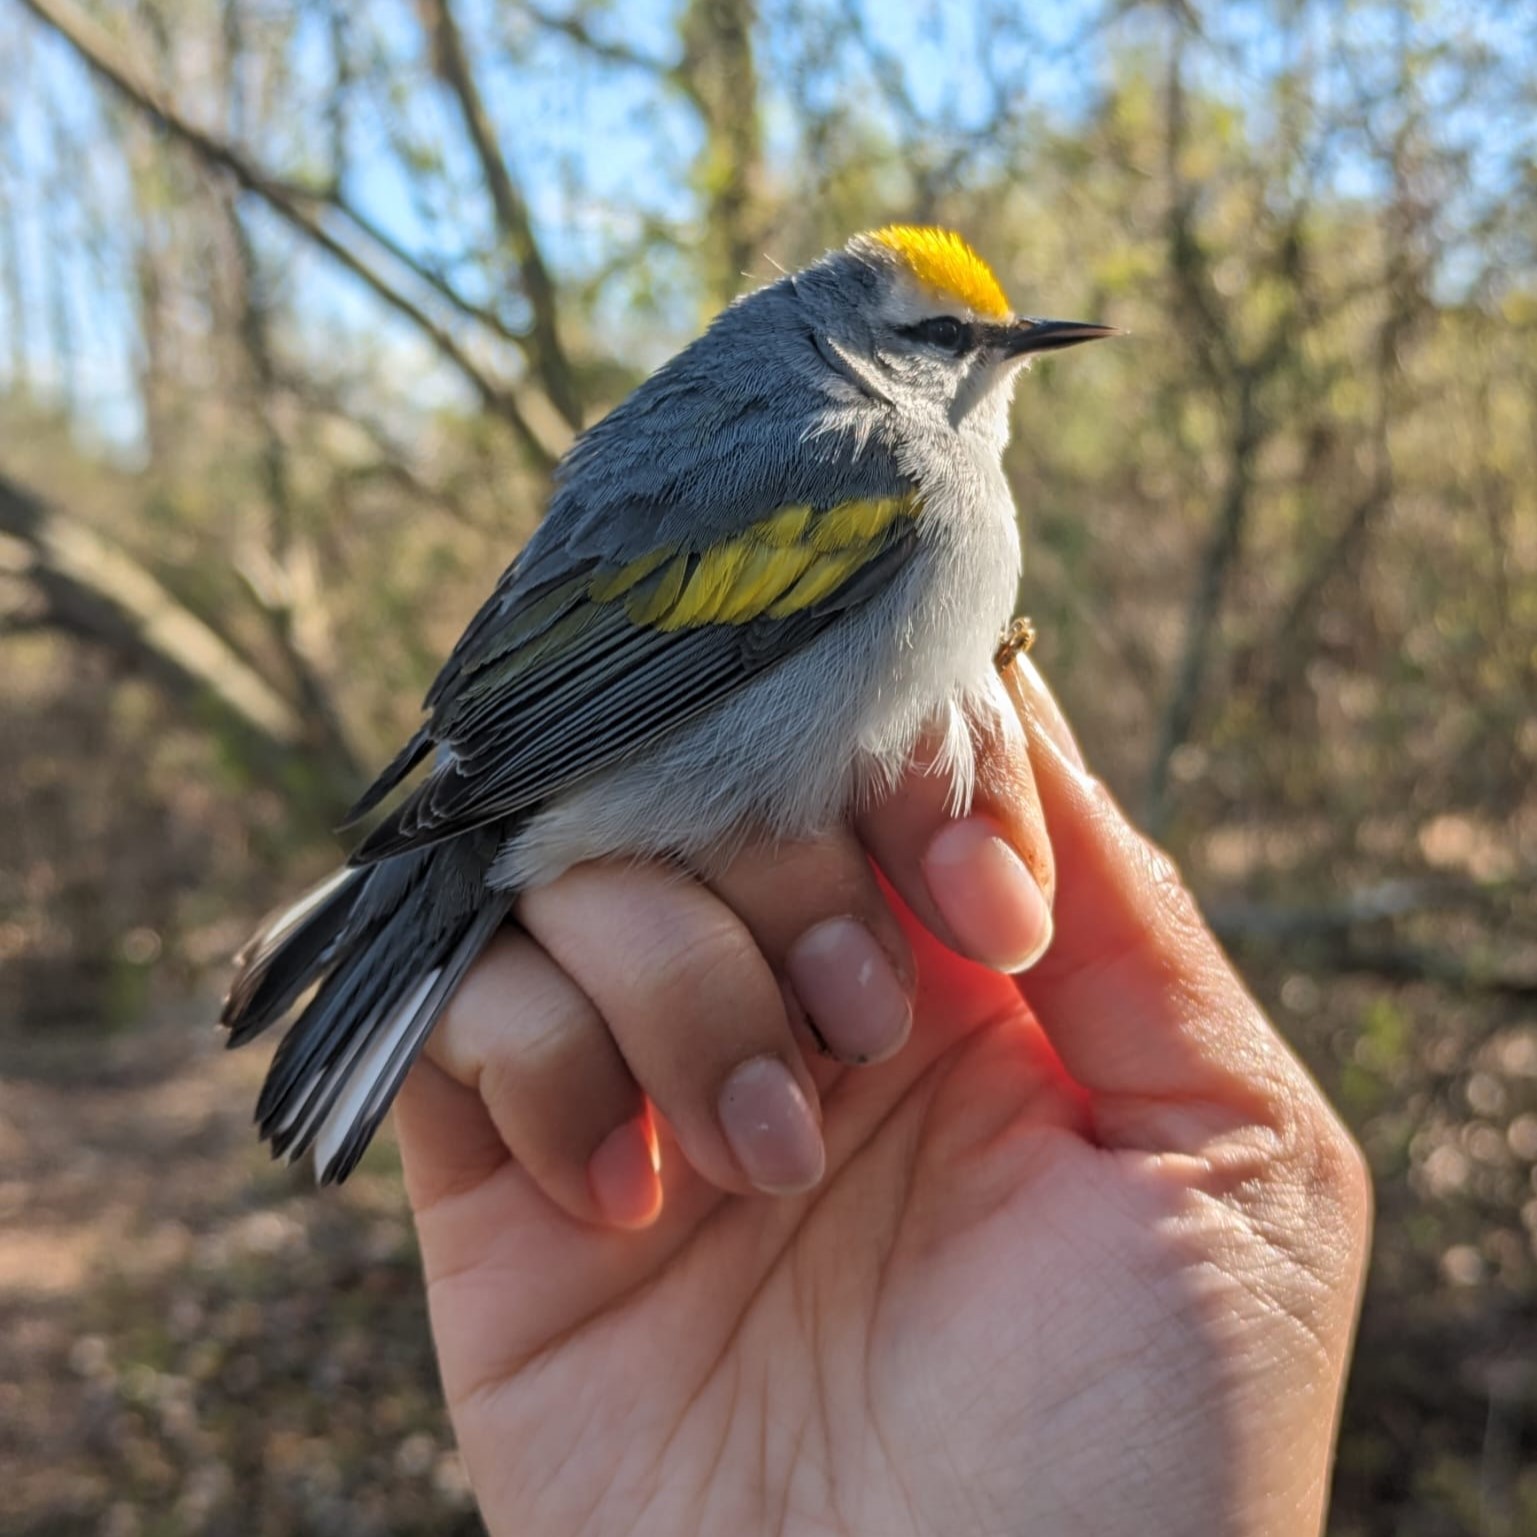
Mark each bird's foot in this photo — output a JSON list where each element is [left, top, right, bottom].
[[993, 615, 1036, 671]]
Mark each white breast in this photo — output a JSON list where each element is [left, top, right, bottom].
[[851, 440, 1022, 810], [492, 448, 1022, 890]]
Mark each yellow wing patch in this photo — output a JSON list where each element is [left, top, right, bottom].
[[867, 226, 1010, 318], [590, 494, 920, 631]]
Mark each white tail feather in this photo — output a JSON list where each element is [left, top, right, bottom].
[[244, 867, 357, 966], [309, 967, 443, 1181]]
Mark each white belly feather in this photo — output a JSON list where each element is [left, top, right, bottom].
[[492, 454, 1022, 890]]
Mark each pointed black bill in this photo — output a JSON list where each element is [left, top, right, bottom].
[[1001, 317, 1121, 357]]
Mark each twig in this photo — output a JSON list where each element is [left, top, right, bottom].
[[418, 0, 583, 430], [17, 0, 564, 470]]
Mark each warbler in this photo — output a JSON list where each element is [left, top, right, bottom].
[[222, 225, 1114, 1183]]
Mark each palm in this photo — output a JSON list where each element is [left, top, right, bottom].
[[413, 927, 1257, 1536], [398, 684, 1368, 1536]]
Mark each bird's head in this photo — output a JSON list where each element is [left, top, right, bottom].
[[790, 225, 1117, 454]]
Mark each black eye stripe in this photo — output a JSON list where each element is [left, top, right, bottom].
[[902, 316, 971, 352]]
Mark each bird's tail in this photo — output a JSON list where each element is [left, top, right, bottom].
[[221, 830, 508, 1184]]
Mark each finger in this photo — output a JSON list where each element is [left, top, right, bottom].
[[857, 677, 1055, 974], [519, 862, 825, 1198], [396, 1052, 507, 1212], [1004, 653, 1335, 1148], [707, 825, 915, 1068], [402, 925, 661, 1229]]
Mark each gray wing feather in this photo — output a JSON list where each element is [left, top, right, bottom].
[[350, 524, 916, 864], [348, 283, 912, 864]]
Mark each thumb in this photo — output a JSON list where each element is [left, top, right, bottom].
[[1003, 656, 1345, 1158]]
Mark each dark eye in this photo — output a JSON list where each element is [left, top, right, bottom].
[[907, 316, 970, 352]]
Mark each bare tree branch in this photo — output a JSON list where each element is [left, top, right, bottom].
[[328, 189, 529, 347], [0, 471, 369, 825], [1144, 376, 1262, 831], [17, 0, 565, 471], [1209, 876, 1537, 999], [220, 179, 365, 784], [674, 0, 766, 308], [1142, 6, 1306, 833], [520, 0, 765, 308], [1207, 874, 1532, 937], [1248, 110, 1424, 716], [418, 0, 584, 430], [269, 368, 484, 531], [522, 3, 671, 75], [0, 474, 293, 743]]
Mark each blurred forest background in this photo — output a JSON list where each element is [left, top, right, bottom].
[[0, 0, 1533, 1532]]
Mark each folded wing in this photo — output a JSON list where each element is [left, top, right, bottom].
[[347, 493, 922, 864]]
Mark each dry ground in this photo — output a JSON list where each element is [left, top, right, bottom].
[[0, 1007, 482, 1537]]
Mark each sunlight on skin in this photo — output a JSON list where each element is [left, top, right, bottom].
[[392, 660, 1370, 1537]]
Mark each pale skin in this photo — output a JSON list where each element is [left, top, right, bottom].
[[394, 657, 1372, 1537]]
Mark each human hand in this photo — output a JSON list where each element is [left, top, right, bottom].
[[394, 658, 1371, 1537]]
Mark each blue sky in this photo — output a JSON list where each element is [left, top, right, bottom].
[[1, 0, 1530, 455]]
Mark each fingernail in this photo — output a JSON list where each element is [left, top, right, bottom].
[[923, 818, 1054, 973], [1006, 654, 1085, 770], [588, 1118, 662, 1229], [786, 918, 912, 1065], [718, 1057, 825, 1196]]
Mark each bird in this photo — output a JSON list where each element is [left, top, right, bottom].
[[221, 225, 1116, 1185]]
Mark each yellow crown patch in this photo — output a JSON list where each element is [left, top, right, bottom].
[[866, 226, 1010, 318]]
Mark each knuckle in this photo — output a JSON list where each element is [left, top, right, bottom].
[[1254, 1070, 1374, 1262], [1309, 1106, 1374, 1238], [662, 914, 768, 1009], [502, 997, 602, 1082], [1133, 831, 1195, 917], [1129, 830, 1213, 962], [471, 971, 620, 1119]]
